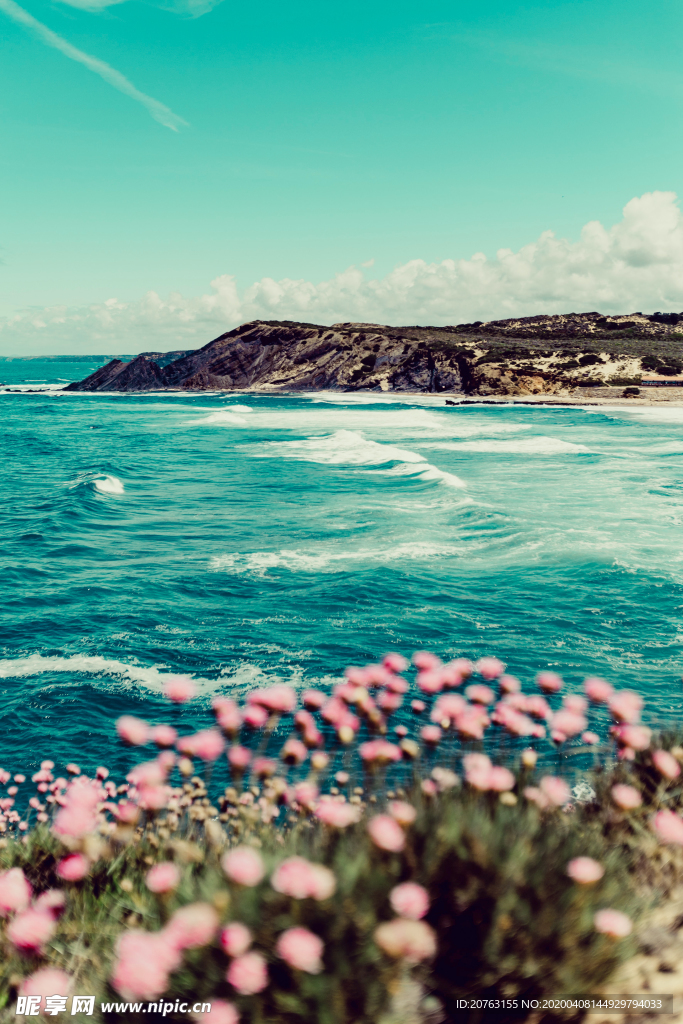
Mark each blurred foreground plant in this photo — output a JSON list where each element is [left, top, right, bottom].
[[1, 654, 682, 1022]]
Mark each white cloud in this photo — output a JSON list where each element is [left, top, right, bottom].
[[3, 191, 683, 355], [0, 0, 187, 130], [54, 0, 224, 16]]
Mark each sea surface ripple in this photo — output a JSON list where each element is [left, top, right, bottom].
[[2, 359, 683, 773]]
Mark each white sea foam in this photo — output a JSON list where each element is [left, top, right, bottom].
[[0, 653, 209, 694], [187, 410, 249, 425], [253, 429, 466, 487], [417, 437, 588, 454], [0, 652, 322, 699], [210, 541, 466, 576], [94, 475, 125, 494], [376, 462, 466, 487], [256, 429, 425, 466]]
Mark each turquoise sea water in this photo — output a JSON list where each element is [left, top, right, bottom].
[[2, 359, 683, 776]]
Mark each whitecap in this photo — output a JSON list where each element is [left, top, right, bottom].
[[417, 437, 588, 454], [94, 475, 125, 494], [210, 540, 467, 576], [187, 410, 249, 425], [0, 653, 209, 695], [255, 429, 425, 466]]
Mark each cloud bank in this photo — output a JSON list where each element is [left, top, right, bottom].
[[0, 0, 187, 130], [3, 191, 683, 356]]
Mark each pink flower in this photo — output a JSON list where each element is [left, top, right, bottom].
[[594, 909, 633, 938], [582, 731, 600, 745], [431, 694, 467, 726], [377, 691, 403, 712], [488, 766, 515, 792], [463, 753, 493, 791], [584, 677, 614, 703], [249, 685, 296, 713], [146, 862, 180, 893], [56, 854, 89, 882], [368, 815, 405, 852], [222, 847, 265, 887], [116, 715, 150, 745], [293, 781, 319, 808], [213, 698, 242, 734], [383, 653, 409, 673], [243, 705, 269, 728], [177, 729, 225, 761], [389, 800, 417, 826], [8, 909, 56, 953], [465, 684, 495, 705], [550, 710, 587, 739], [454, 706, 489, 740], [526, 695, 552, 720], [150, 725, 178, 748], [652, 750, 681, 780], [613, 725, 651, 751], [164, 903, 219, 950], [314, 798, 361, 828], [302, 689, 326, 709], [252, 756, 277, 777], [563, 695, 588, 714], [386, 675, 409, 694], [475, 657, 505, 680], [411, 699, 426, 714], [192, 999, 239, 1024], [567, 857, 605, 884], [390, 882, 429, 920], [539, 776, 571, 807], [33, 890, 66, 917], [609, 691, 643, 724], [116, 800, 140, 824], [227, 746, 251, 770], [652, 809, 683, 845], [276, 927, 324, 973], [359, 739, 401, 764], [499, 674, 521, 694], [0, 867, 31, 915], [164, 675, 196, 703], [611, 784, 642, 810], [112, 930, 180, 1000], [271, 857, 336, 901], [220, 922, 252, 958], [19, 968, 73, 1000], [417, 670, 444, 694], [374, 918, 437, 962], [420, 725, 442, 745], [281, 738, 308, 764], [536, 671, 562, 693], [431, 767, 460, 790], [226, 952, 268, 994], [413, 651, 442, 671], [66, 764, 80, 775]]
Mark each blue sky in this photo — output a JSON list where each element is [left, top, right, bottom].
[[1, 0, 683, 351]]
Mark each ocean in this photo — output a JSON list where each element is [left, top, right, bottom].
[[1, 358, 682, 777]]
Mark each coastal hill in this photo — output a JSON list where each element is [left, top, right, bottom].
[[65, 312, 683, 397]]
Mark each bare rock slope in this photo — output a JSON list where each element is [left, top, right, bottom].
[[65, 314, 683, 397]]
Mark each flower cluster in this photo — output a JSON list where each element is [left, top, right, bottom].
[[0, 653, 677, 1020]]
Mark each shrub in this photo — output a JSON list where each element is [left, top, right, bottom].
[[0, 657, 681, 1021]]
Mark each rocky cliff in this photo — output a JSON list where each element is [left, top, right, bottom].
[[64, 313, 683, 397]]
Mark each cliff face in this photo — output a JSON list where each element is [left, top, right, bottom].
[[65, 321, 465, 394], [64, 314, 683, 396]]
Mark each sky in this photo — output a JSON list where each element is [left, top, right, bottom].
[[1, 0, 683, 353]]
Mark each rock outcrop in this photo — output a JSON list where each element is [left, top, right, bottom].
[[64, 314, 683, 396], [65, 321, 466, 394]]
